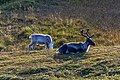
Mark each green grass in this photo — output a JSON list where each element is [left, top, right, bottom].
[[0, 46, 119, 79], [0, 0, 120, 51], [0, 0, 120, 79], [0, 15, 120, 51], [0, 15, 119, 79]]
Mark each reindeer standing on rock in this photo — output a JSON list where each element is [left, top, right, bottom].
[[56, 29, 95, 54]]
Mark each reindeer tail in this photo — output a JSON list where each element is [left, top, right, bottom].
[[29, 35, 32, 39]]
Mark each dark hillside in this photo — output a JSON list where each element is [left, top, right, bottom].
[[0, 0, 120, 28], [0, 0, 120, 51]]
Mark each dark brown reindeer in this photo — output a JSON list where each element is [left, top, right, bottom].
[[56, 29, 95, 54]]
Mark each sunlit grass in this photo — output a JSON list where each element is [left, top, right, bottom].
[[0, 46, 119, 79]]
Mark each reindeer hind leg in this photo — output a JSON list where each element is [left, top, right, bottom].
[[57, 44, 68, 54], [28, 42, 34, 50]]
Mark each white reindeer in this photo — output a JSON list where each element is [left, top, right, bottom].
[[28, 34, 53, 50], [56, 29, 95, 54]]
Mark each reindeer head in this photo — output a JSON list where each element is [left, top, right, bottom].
[[81, 29, 95, 46]]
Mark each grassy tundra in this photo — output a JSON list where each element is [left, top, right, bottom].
[[0, 15, 119, 80], [0, 0, 120, 80], [0, 46, 120, 79]]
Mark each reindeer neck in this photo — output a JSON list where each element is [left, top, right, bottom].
[[82, 41, 90, 52]]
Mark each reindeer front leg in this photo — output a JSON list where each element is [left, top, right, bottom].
[[45, 43, 50, 54]]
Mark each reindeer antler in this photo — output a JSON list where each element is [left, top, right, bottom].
[[84, 29, 90, 37], [80, 29, 95, 38], [80, 30, 87, 38], [85, 29, 95, 38]]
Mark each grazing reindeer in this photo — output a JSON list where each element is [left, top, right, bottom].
[[28, 34, 53, 51], [56, 29, 95, 54]]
